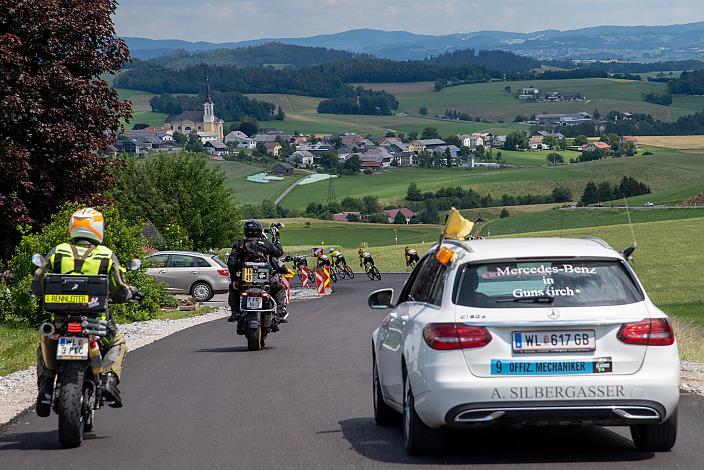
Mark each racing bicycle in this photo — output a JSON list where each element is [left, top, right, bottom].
[[334, 263, 355, 280], [364, 262, 382, 281]]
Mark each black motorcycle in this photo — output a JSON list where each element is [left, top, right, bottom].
[[238, 261, 284, 351]]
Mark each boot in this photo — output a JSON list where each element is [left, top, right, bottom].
[[101, 373, 123, 408], [36, 373, 55, 417], [275, 306, 288, 324], [227, 310, 238, 322]]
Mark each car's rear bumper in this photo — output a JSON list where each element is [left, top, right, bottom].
[[444, 399, 665, 428]]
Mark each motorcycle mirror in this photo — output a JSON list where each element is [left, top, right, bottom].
[[128, 259, 142, 271], [31, 253, 46, 267]]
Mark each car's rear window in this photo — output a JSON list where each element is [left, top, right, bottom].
[[454, 259, 644, 308], [212, 256, 228, 268]]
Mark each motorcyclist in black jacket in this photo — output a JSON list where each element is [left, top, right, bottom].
[[227, 220, 288, 331]]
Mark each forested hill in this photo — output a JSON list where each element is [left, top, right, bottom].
[[426, 49, 540, 73], [152, 43, 371, 70]]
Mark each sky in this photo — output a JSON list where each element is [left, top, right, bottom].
[[114, 0, 704, 42]]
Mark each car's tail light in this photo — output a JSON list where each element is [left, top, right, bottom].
[[423, 323, 492, 350], [617, 318, 675, 346], [216, 269, 229, 277], [241, 292, 248, 297], [67, 322, 82, 334]]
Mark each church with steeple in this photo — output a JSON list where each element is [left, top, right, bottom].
[[162, 79, 224, 140]]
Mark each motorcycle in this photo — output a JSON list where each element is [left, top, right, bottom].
[[31, 253, 141, 448], [238, 261, 285, 351]]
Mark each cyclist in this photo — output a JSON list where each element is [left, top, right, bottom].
[[358, 249, 374, 269], [329, 248, 346, 268], [292, 254, 308, 271], [317, 253, 333, 270], [404, 246, 419, 267]]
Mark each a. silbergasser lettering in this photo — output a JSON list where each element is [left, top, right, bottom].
[[490, 385, 626, 400]]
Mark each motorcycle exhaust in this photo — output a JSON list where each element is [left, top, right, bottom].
[[39, 322, 55, 337]]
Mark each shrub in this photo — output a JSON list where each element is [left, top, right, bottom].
[[642, 151, 654, 156], [7, 204, 170, 325], [500, 208, 510, 218]]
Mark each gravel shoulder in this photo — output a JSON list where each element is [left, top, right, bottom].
[[0, 288, 321, 426]]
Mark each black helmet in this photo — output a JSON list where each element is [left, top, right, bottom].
[[243, 219, 263, 238]]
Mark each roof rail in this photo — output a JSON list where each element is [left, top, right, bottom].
[[582, 236, 613, 250], [440, 238, 474, 253]]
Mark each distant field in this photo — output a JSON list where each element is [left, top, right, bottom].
[[123, 111, 168, 128], [359, 78, 673, 123], [280, 150, 704, 210], [636, 135, 704, 149], [480, 208, 704, 236], [624, 183, 704, 205], [670, 95, 704, 120], [209, 160, 308, 205], [117, 88, 156, 113]]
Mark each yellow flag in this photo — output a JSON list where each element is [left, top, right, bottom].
[[443, 208, 474, 240]]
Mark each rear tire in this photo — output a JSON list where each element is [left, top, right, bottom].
[[336, 265, 346, 279], [191, 282, 214, 302], [366, 266, 375, 280], [373, 361, 397, 426], [57, 363, 85, 448], [631, 408, 677, 452], [403, 374, 443, 456], [330, 269, 337, 283], [247, 324, 262, 351], [345, 266, 354, 279], [372, 266, 382, 280]]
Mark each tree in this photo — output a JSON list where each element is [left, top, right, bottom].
[[580, 181, 600, 205], [0, 0, 131, 258], [342, 154, 362, 174], [551, 186, 573, 203], [260, 200, 276, 218], [393, 211, 407, 224], [275, 106, 285, 121], [420, 200, 439, 224], [407, 131, 418, 141], [546, 152, 564, 165], [346, 213, 361, 222], [573, 135, 588, 146], [406, 183, 423, 201], [340, 196, 363, 211], [542, 135, 558, 149], [253, 142, 269, 158], [319, 151, 340, 172], [421, 127, 440, 140], [418, 150, 433, 168], [418, 106, 428, 116], [238, 117, 258, 137], [111, 153, 241, 251], [504, 130, 529, 150], [500, 208, 510, 218], [185, 130, 205, 153], [173, 131, 187, 145], [445, 147, 453, 167], [362, 195, 381, 215]]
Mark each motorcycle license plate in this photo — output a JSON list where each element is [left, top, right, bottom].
[[56, 336, 89, 360], [246, 297, 263, 309]]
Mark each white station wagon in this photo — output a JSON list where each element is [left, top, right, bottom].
[[369, 237, 679, 455]]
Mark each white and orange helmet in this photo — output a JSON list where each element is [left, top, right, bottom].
[[69, 208, 105, 244]]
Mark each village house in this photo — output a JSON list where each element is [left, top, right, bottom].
[[622, 136, 640, 148], [432, 145, 461, 159], [409, 138, 446, 153], [544, 91, 582, 102], [271, 162, 294, 176], [332, 211, 361, 222], [224, 131, 256, 149], [581, 141, 611, 152], [264, 141, 283, 157], [361, 161, 384, 172], [518, 87, 540, 100], [528, 136, 549, 150], [383, 208, 416, 224], [458, 133, 486, 148], [204, 139, 230, 157], [290, 150, 315, 166]]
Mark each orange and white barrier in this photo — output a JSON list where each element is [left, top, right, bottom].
[[301, 268, 310, 288], [323, 266, 332, 294], [314, 268, 325, 295], [281, 272, 294, 303]]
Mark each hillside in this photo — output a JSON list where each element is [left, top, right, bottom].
[[151, 43, 370, 70]]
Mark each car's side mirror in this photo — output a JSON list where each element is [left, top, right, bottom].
[[368, 288, 395, 310], [128, 259, 142, 271]]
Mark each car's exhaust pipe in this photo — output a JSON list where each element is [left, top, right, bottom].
[[39, 322, 55, 337]]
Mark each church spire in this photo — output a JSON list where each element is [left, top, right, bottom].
[[205, 77, 212, 104]]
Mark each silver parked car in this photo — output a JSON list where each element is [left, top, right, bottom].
[[144, 251, 230, 301]]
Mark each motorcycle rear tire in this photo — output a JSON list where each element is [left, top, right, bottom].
[[247, 325, 262, 351], [57, 363, 85, 448]]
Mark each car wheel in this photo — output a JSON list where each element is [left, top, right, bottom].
[[373, 360, 397, 426], [403, 374, 443, 456], [191, 282, 214, 302], [630, 408, 677, 452]]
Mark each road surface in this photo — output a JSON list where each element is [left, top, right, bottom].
[[1, 274, 703, 469]]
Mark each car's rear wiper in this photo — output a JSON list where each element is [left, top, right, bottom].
[[496, 295, 555, 304]]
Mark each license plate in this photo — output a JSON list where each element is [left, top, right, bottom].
[[56, 336, 89, 360], [246, 297, 263, 309], [491, 357, 612, 376], [45, 294, 89, 304], [512, 330, 595, 353]]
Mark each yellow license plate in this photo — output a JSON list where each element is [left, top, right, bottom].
[[45, 294, 89, 304], [242, 267, 253, 283]]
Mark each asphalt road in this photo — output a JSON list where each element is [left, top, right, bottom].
[[2, 274, 703, 469]]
